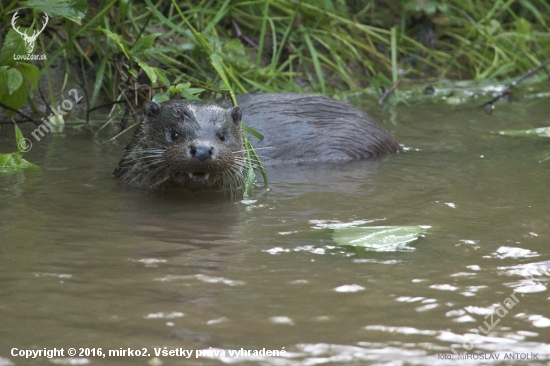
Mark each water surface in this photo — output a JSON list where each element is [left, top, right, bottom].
[[1, 98, 549, 365]]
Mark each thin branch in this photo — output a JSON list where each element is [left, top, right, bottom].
[[86, 100, 127, 125], [37, 86, 55, 115], [0, 120, 33, 124], [482, 58, 550, 109], [232, 20, 258, 48], [190, 83, 227, 95], [135, 12, 153, 41], [108, 121, 138, 142], [378, 78, 402, 105], [0, 102, 40, 125]]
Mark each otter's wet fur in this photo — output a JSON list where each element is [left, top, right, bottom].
[[113, 93, 402, 192]]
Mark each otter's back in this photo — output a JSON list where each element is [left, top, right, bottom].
[[234, 93, 401, 162]]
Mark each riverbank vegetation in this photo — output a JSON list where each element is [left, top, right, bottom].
[[2, 0, 550, 119]]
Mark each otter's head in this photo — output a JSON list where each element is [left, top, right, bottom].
[[120, 99, 246, 191]]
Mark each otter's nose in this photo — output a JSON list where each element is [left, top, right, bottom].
[[189, 144, 214, 162]]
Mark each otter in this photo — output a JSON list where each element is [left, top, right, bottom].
[[113, 93, 402, 191]]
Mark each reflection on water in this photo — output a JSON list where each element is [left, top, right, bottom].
[[1, 100, 550, 365]]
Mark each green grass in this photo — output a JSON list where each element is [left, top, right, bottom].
[[3, 0, 550, 117]]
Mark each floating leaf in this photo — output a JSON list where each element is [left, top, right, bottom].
[[332, 226, 426, 252], [27, 0, 88, 24], [498, 127, 550, 137]]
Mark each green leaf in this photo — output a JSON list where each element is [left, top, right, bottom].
[[302, 29, 326, 95], [136, 60, 157, 84], [243, 165, 256, 197], [242, 138, 257, 198], [518, 0, 546, 27], [27, 0, 88, 24], [153, 67, 170, 87], [0, 67, 9, 96], [16, 63, 40, 88], [173, 82, 191, 90], [0, 29, 26, 67], [90, 56, 106, 108], [14, 122, 25, 152], [222, 39, 251, 69], [185, 88, 205, 95], [101, 28, 129, 58], [130, 33, 160, 55], [127, 68, 138, 78], [0, 122, 40, 174], [515, 17, 531, 35], [0, 153, 41, 173], [242, 123, 264, 141], [7, 68, 23, 94], [209, 54, 231, 88], [332, 226, 426, 251], [203, 0, 230, 34], [245, 133, 268, 188], [179, 88, 203, 100], [0, 82, 28, 116], [498, 127, 550, 137], [152, 91, 170, 103], [171, 83, 203, 100]]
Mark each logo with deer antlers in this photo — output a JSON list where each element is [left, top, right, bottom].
[[11, 11, 49, 54]]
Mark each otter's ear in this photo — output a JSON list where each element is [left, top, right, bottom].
[[230, 106, 242, 126], [144, 101, 161, 119]]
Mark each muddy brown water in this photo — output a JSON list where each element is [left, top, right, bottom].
[[1, 98, 550, 366]]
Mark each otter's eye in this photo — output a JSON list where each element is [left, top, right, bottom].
[[171, 132, 179, 141], [218, 133, 226, 142]]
